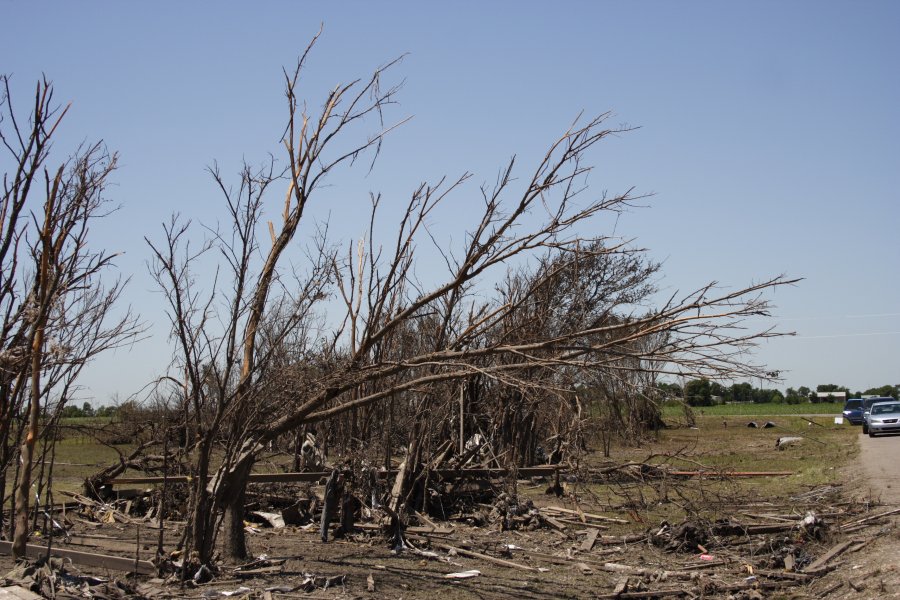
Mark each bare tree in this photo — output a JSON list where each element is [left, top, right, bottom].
[[147, 35, 795, 564], [0, 76, 141, 555]]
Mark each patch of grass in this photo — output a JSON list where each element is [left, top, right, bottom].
[[572, 415, 859, 521], [35, 437, 135, 498], [662, 401, 844, 418]]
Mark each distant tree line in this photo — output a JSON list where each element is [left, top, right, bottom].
[[659, 380, 900, 407], [59, 402, 119, 419]]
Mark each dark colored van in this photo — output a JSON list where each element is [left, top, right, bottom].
[[842, 399, 865, 424]]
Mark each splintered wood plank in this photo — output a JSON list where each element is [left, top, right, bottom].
[[581, 528, 600, 551], [802, 540, 853, 573]]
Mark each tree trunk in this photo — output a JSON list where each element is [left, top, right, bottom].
[[222, 483, 248, 560], [0, 402, 8, 537], [12, 324, 43, 558], [186, 437, 216, 566], [212, 447, 256, 562], [320, 470, 340, 542]]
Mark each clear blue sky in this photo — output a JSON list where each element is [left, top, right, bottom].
[[2, 1, 898, 402]]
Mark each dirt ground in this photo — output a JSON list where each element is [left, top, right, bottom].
[[1, 423, 899, 599], [818, 430, 900, 600]]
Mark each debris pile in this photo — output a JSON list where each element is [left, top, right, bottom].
[[3, 463, 894, 600], [3, 558, 147, 600]]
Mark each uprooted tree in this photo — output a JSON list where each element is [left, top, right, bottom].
[[145, 36, 795, 564], [0, 75, 141, 556]]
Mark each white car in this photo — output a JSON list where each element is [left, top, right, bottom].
[[866, 401, 900, 437], [861, 397, 895, 434]]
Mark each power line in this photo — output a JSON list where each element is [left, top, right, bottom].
[[769, 312, 900, 322], [791, 331, 900, 340]]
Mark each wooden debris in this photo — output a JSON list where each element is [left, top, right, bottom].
[[612, 576, 629, 595], [816, 580, 844, 597], [578, 561, 699, 581], [545, 506, 629, 524], [803, 540, 853, 573], [426, 540, 538, 572], [0, 587, 42, 600], [595, 589, 687, 599], [599, 534, 647, 546], [234, 565, 285, 577], [555, 517, 608, 530], [250, 511, 285, 528], [414, 510, 441, 531], [358, 523, 454, 535], [0, 541, 155, 575], [444, 570, 481, 579], [840, 507, 900, 530], [581, 528, 600, 551], [754, 569, 811, 582], [679, 559, 727, 571], [783, 553, 795, 571], [543, 515, 568, 532]]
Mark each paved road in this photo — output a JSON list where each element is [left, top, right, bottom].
[[858, 430, 900, 505]]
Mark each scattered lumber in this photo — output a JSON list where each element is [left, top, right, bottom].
[[57, 490, 135, 524], [544, 505, 628, 524]]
